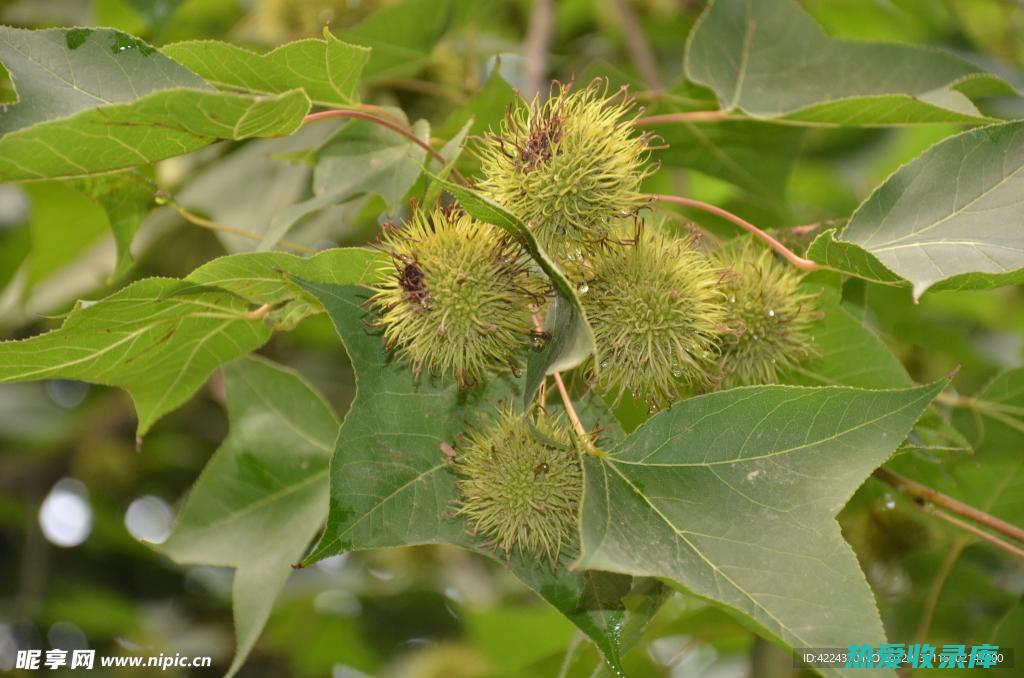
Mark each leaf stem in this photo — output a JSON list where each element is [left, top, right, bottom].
[[613, 0, 662, 91], [245, 303, 273, 320], [651, 194, 821, 271], [163, 196, 316, 255], [531, 311, 602, 455], [552, 372, 593, 445], [302, 109, 470, 186], [873, 467, 1024, 546]]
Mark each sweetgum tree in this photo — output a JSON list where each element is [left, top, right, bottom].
[[1, 0, 1022, 676]]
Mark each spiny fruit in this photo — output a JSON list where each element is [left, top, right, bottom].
[[452, 406, 583, 565], [583, 225, 727, 404], [475, 80, 653, 258], [370, 207, 547, 385], [712, 240, 820, 387]]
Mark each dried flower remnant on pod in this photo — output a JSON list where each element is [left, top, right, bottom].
[[475, 80, 654, 259]]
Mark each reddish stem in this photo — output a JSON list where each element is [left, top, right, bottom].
[[651, 194, 820, 271], [303, 109, 469, 186]]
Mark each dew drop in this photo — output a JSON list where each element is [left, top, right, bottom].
[[882, 493, 896, 510], [577, 282, 589, 294], [729, 295, 736, 303], [648, 403, 659, 414], [600, 361, 609, 369], [767, 309, 776, 318], [671, 366, 683, 378]]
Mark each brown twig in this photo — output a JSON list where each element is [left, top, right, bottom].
[[873, 467, 1024, 545], [522, 0, 554, 99], [651, 194, 821, 271], [613, 0, 663, 91], [922, 506, 1024, 560], [303, 109, 470, 186]]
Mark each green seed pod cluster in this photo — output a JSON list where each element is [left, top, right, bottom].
[[369, 207, 547, 385], [583, 226, 727, 404], [452, 406, 583, 565], [475, 80, 653, 258], [712, 241, 820, 388]]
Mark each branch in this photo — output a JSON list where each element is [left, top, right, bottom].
[[613, 0, 662, 91], [651, 194, 821, 271], [873, 467, 1024, 546], [303, 109, 469, 186], [912, 540, 966, 644], [522, 0, 554, 100]]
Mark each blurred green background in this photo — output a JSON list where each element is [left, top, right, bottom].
[[0, 0, 1022, 676]]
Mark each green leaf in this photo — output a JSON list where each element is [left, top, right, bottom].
[[0, 278, 271, 436], [953, 367, 1024, 454], [0, 26, 310, 181], [0, 88, 309, 181], [161, 31, 370, 107], [0, 26, 209, 134], [295, 282, 662, 674], [341, 0, 454, 80], [434, 180, 597, 406], [685, 0, 1013, 125], [187, 247, 387, 307], [782, 286, 911, 389], [173, 122, 336, 254], [257, 114, 429, 251], [819, 121, 1024, 300], [70, 170, 155, 280], [783, 285, 965, 453], [159, 356, 337, 678], [576, 381, 944, 677], [653, 120, 806, 208]]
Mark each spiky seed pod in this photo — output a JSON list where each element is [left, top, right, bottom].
[[452, 406, 583, 565], [370, 208, 547, 385], [475, 80, 653, 258], [712, 241, 820, 388], [583, 226, 727, 404]]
